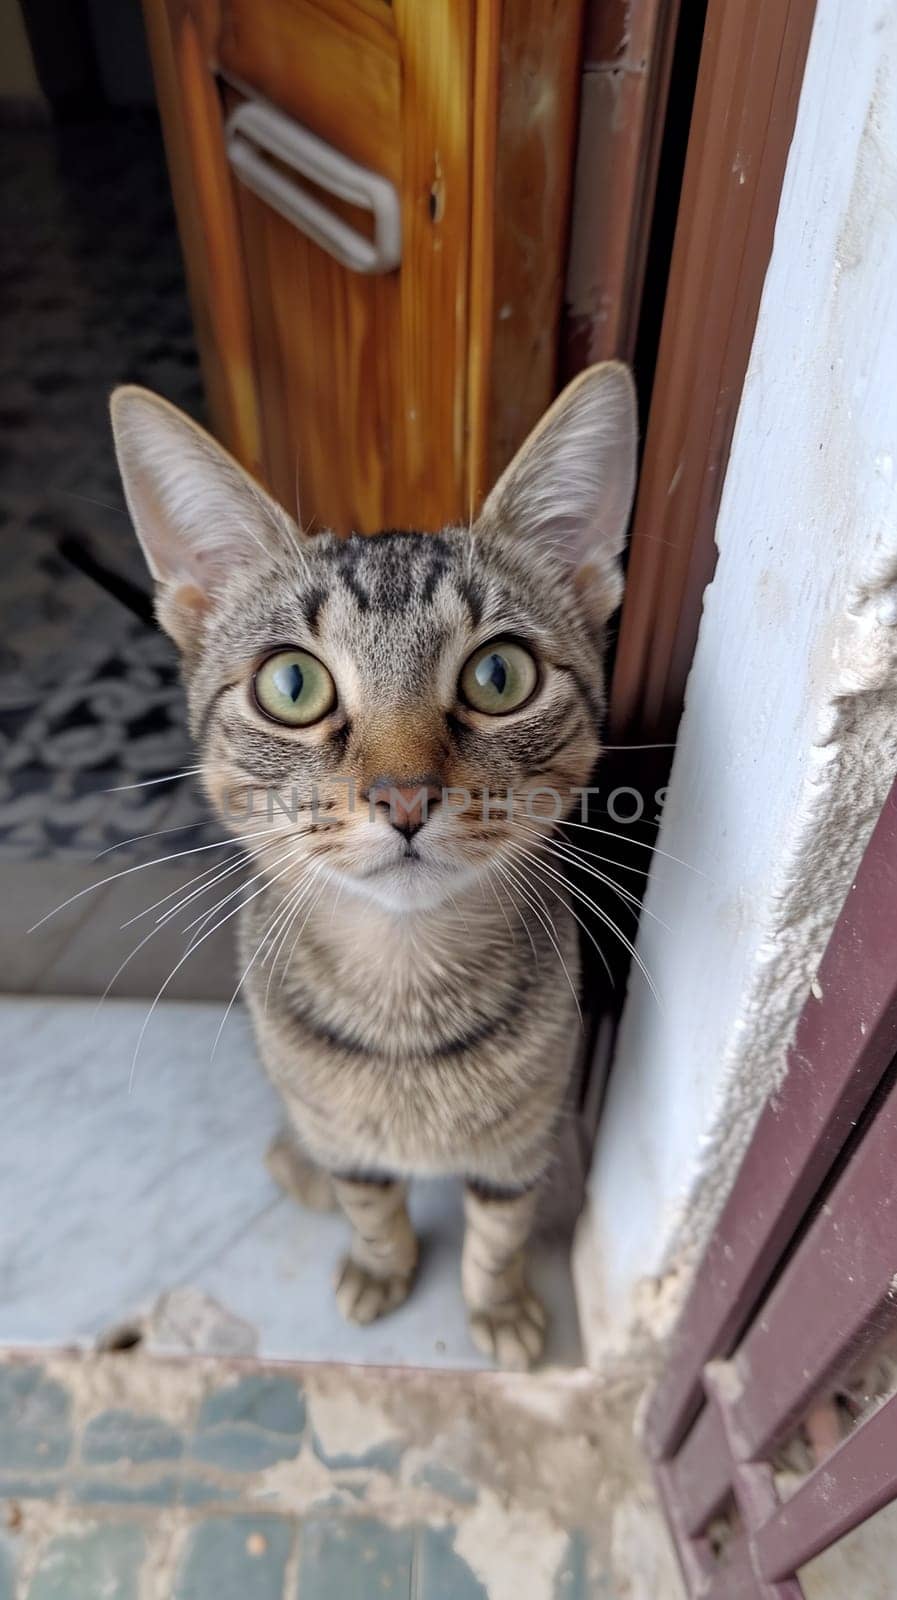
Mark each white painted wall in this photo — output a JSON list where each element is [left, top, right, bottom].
[[576, 0, 897, 1360]]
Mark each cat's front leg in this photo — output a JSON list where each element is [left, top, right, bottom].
[[332, 1173, 419, 1324], [462, 1179, 546, 1371], [265, 1125, 336, 1213]]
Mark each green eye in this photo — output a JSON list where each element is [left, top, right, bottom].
[[253, 649, 336, 726], [460, 639, 538, 715]]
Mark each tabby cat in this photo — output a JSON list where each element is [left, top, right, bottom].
[[111, 362, 637, 1369]]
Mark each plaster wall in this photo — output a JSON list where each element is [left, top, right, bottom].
[[576, 0, 897, 1360]]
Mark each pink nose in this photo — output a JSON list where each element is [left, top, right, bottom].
[[366, 779, 442, 838]]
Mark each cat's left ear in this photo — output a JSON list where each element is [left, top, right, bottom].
[[110, 385, 300, 654], [480, 361, 637, 626]]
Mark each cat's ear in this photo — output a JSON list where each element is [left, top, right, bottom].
[[110, 385, 299, 652], [481, 361, 637, 626]]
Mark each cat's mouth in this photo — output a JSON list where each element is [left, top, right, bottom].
[[336, 829, 489, 910], [362, 845, 423, 878]]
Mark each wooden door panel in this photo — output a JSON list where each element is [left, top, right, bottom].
[[234, 162, 403, 532], [142, 0, 585, 535], [142, 0, 265, 478], [389, 0, 474, 527], [219, 0, 402, 182], [223, 0, 475, 533]]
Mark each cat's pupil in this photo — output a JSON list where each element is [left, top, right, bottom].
[[476, 653, 507, 695], [274, 662, 304, 703]]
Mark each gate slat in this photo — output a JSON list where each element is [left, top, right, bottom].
[[645, 781, 897, 1460], [665, 1398, 732, 1536], [655, 1463, 721, 1593], [700, 1541, 805, 1600], [701, 1545, 769, 1600], [754, 1390, 897, 1581], [730, 1078, 897, 1458]]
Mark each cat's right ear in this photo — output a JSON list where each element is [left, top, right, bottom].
[[110, 386, 300, 654], [480, 361, 637, 628]]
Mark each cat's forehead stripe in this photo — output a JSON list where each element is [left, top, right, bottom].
[[301, 585, 328, 635], [324, 530, 456, 616]]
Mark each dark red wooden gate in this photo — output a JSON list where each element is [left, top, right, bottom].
[[647, 779, 897, 1595]]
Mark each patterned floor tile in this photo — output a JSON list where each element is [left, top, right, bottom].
[[0, 115, 211, 865], [0, 1351, 666, 1598], [174, 1516, 294, 1600]]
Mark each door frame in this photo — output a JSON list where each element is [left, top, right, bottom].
[[607, 0, 819, 742]]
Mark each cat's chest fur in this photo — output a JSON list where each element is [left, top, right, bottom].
[[239, 883, 580, 1184]]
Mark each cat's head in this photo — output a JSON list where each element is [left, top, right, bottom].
[[111, 364, 636, 912]]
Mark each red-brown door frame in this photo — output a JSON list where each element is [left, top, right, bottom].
[[607, 0, 818, 743]]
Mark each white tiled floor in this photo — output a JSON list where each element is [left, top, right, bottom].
[[1, 996, 583, 1370]]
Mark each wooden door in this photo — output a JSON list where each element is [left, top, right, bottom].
[[141, 0, 585, 534]]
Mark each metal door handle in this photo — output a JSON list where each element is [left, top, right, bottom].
[[225, 97, 402, 275]]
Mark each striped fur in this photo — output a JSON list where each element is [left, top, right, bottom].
[[111, 364, 637, 1368]]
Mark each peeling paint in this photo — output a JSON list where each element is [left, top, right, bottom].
[[146, 1287, 258, 1358], [454, 1496, 568, 1600]]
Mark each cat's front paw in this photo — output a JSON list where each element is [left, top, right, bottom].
[[468, 1290, 547, 1371], [334, 1257, 414, 1325]]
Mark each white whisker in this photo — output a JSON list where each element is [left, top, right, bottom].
[[213, 859, 323, 1058], [150, 851, 254, 933], [511, 821, 644, 911], [502, 844, 614, 990], [446, 887, 472, 937], [327, 876, 346, 928], [128, 838, 311, 1091], [263, 864, 325, 1001], [294, 454, 303, 533], [502, 798, 649, 880], [180, 839, 307, 959], [492, 854, 582, 1024], [99, 858, 250, 1011], [29, 825, 285, 933], [560, 818, 707, 877], [95, 818, 212, 859], [97, 838, 287, 1008], [102, 767, 202, 793], [274, 867, 331, 997], [483, 859, 538, 966], [509, 841, 661, 1008], [179, 844, 285, 937], [234, 513, 281, 566], [509, 821, 671, 932], [121, 846, 252, 931], [61, 489, 128, 517], [263, 880, 315, 1010]]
